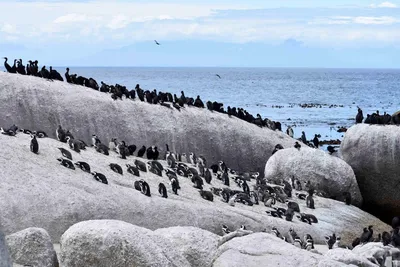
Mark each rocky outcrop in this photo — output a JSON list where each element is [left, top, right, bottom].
[[325, 248, 377, 267], [264, 147, 363, 207], [60, 220, 190, 267], [6, 227, 58, 267], [0, 133, 389, 245], [340, 124, 400, 221], [0, 71, 294, 174], [154, 227, 219, 267], [0, 230, 12, 267]]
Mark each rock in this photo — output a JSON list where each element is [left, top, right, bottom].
[[341, 124, 400, 222], [154, 226, 219, 267], [264, 147, 363, 207], [212, 232, 353, 267], [324, 248, 377, 267], [5, 227, 58, 267], [352, 242, 394, 266], [0, 230, 12, 267], [60, 220, 190, 267], [0, 71, 295, 175], [0, 133, 389, 246]]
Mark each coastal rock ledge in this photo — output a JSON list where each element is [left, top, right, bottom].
[[340, 124, 400, 221], [264, 147, 363, 207]]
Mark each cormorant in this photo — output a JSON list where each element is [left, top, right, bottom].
[[216, 74, 221, 79], [294, 142, 301, 150], [3, 57, 15, 73], [49, 66, 63, 81], [16, 59, 26, 75], [26, 60, 32, 75], [65, 68, 72, 83], [40, 66, 50, 79], [154, 40, 160, 45]]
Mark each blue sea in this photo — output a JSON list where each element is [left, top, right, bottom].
[[3, 66, 400, 142]]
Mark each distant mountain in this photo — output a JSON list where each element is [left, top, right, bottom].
[[74, 39, 400, 68]]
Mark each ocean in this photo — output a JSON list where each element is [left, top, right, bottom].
[[2, 66, 400, 143]]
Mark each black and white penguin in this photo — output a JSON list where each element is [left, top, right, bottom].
[[116, 141, 127, 159], [126, 164, 140, 177], [222, 224, 231, 235], [297, 213, 311, 224], [170, 177, 179, 195], [242, 180, 250, 194], [66, 137, 80, 153], [222, 171, 230, 186], [294, 142, 301, 150], [65, 130, 74, 141], [91, 134, 101, 147], [57, 158, 75, 170], [109, 163, 123, 175], [108, 138, 117, 152], [306, 192, 315, 209], [166, 152, 177, 168], [191, 174, 204, 190], [286, 200, 300, 212], [134, 159, 147, 172], [19, 129, 33, 135], [303, 234, 315, 250], [327, 146, 337, 155], [58, 147, 72, 160], [94, 143, 109, 156], [189, 152, 197, 165], [74, 161, 91, 173], [265, 210, 282, 218], [30, 134, 39, 154], [204, 168, 212, 184], [56, 125, 66, 142], [137, 146, 146, 157], [153, 147, 159, 160], [140, 180, 151, 197], [34, 130, 47, 138], [285, 208, 295, 221], [271, 227, 285, 240], [0, 127, 17, 136], [281, 180, 292, 197], [158, 183, 168, 198], [91, 172, 108, 184], [295, 192, 307, 200], [272, 144, 284, 155], [199, 190, 213, 202], [147, 162, 163, 177]]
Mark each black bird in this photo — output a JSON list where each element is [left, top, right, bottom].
[[3, 57, 15, 73], [34, 130, 47, 138], [154, 40, 160, 45], [30, 134, 39, 154], [91, 172, 108, 184], [0, 127, 17, 136], [137, 145, 146, 157], [158, 183, 168, 198], [65, 68, 72, 83], [216, 74, 221, 79], [40, 66, 50, 79], [126, 164, 140, 177], [57, 158, 75, 170], [74, 161, 91, 173], [134, 159, 147, 172], [49, 66, 63, 81], [16, 59, 26, 75], [327, 146, 337, 155], [109, 163, 123, 175], [58, 147, 72, 160], [294, 142, 301, 150]]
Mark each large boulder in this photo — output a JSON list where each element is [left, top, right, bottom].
[[264, 147, 363, 207], [5, 227, 58, 267], [60, 220, 190, 267], [0, 71, 294, 174], [0, 133, 389, 246], [0, 230, 11, 267], [212, 232, 351, 267], [154, 226, 219, 267], [324, 248, 377, 267], [340, 124, 400, 222]]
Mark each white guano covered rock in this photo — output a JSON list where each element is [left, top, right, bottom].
[[324, 248, 377, 267], [264, 147, 363, 207], [0, 71, 294, 174], [5, 227, 58, 267], [341, 124, 400, 221], [60, 220, 190, 267], [0, 133, 389, 246], [212, 232, 354, 267], [0, 230, 12, 267], [154, 226, 219, 267]]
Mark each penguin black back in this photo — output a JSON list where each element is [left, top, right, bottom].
[[30, 134, 39, 154], [158, 183, 168, 198]]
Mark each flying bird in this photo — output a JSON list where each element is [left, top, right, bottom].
[[154, 40, 160, 45], [216, 74, 221, 79]]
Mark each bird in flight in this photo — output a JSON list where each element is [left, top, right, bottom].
[[216, 74, 221, 79], [154, 40, 160, 45]]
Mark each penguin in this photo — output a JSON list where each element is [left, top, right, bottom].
[[222, 171, 230, 187], [265, 210, 282, 218], [286, 200, 300, 212], [19, 129, 33, 135], [297, 213, 311, 225], [242, 180, 250, 194], [57, 158, 75, 170], [306, 194, 315, 209], [140, 180, 151, 197], [204, 168, 212, 184], [303, 234, 315, 250], [137, 145, 146, 157], [134, 180, 142, 191], [153, 147, 159, 160], [65, 130, 74, 140], [199, 190, 213, 202], [34, 131, 47, 138], [285, 208, 295, 221], [197, 162, 205, 177], [189, 152, 197, 165], [180, 153, 188, 163], [134, 159, 147, 172], [108, 138, 117, 152], [74, 161, 91, 173], [272, 144, 284, 155], [222, 224, 231, 235], [66, 137, 80, 153], [158, 183, 168, 198], [198, 155, 207, 167], [126, 164, 140, 177], [58, 147, 72, 160], [288, 228, 301, 246], [294, 142, 301, 150], [30, 134, 39, 154], [128, 144, 137, 155], [94, 143, 109, 156], [295, 192, 307, 200], [147, 162, 162, 177], [281, 180, 292, 197], [239, 225, 246, 231], [191, 174, 204, 190], [171, 177, 179, 195], [0, 127, 17, 136], [56, 125, 66, 142], [91, 134, 101, 147], [109, 163, 123, 175], [91, 172, 108, 184], [166, 152, 177, 168], [116, 141, 127, 159], [146, 146, 154, 159]]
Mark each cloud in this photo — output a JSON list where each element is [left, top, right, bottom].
[[0, 23, 17, 34], [353, 16, 399, 24], [54, 13, 100, 24], [370, 2, 398, 8]]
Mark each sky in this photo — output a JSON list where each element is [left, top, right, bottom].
[[0, 0, 399, 67]]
